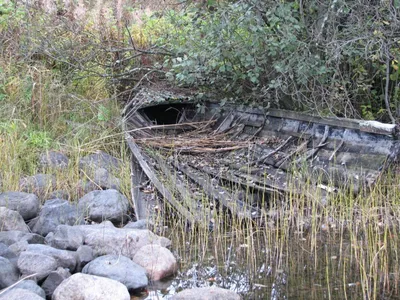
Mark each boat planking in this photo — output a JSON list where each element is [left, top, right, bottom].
[[122, 88, 400, 225]]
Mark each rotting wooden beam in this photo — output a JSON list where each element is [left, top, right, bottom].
[[268, 109, 397, 136], [130, 157, 147, 220], [172, 160, 259, 220], [149, 151, 211, 227], [125, 135, 197, 225]]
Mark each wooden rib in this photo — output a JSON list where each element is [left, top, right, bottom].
[[275, 138, 310, 168], [149, 152, 210, 227], [329, 140, 344, 161], [130, 157, 147, 220], [254, 136, 294, 165], [172, 160, 259, 220], [187, 161, 287, 196], [296, 125, 330, 163], [125, 135, 197, 225]]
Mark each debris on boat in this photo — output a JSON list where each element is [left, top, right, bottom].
[[122, 87, 400, 225]]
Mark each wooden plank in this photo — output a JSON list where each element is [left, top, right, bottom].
[[254, 136, 294, 165], [125, 135, 197, 225], [130, 157, 148, 220], [314, 149, 388, 171], [188, 161, 287, 196], [172, 161, 260, 220], [268, 108, 396, 136], [149, 152, 210, 227]]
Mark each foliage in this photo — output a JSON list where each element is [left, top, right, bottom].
[[144, 0, 400, 120]]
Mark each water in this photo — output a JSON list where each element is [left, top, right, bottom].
[[133, 229, 400, 300]]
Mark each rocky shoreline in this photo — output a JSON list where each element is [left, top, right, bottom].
[[0, 151, 241, 299]]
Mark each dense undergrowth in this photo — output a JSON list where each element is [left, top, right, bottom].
[[1, 0, 400, 299]]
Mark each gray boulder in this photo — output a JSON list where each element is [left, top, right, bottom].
[[0, 192, 39, 220], [84, 228, 170, 258], [78, 189, 129, 224], [5, 280, 45, 298], [93, 168, 121, 191], [45, 226, 85, 251], [25, 244, 77, 272], [0, 243, 17, 261], [30, 199, 84, 236], [79, 151, 121, 172], [172, 287, 242, 300], [52, 273, 130, 300], [41, 267, 71, 298], [17, 252, 58, 280], [82, 255, 148, 291], [0, 231, 44, 246], [19, 174, 56, 197], [0, 288, 44, 300], [45, 223, 171, 258], [39, 151, 69, 170], [132, 244, 178, 281], [76, 245, 94, 272], [45, 222, 116, 250], [0, 257, 19, 289], [124, 219, 151, 230], [0, 207, 30, 232], [8, 241, 29, 256]]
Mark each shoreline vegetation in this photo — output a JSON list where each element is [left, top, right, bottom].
[[1, 0, 399, 299]]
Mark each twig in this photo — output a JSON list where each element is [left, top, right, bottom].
[[384, 46, 396, 124], [0, 273, 39, 296], [329, 140, 344, 161], [253, 136, 293, 165]]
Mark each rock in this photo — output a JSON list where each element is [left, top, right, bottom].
[[0, 231, 44, 246], [0, 242, 17, 261], [84, 228, 171, 258], [0, 231, 44, 247], [0, 192, 39, 220], [79, 151, 121, 173], [6, 280, 46, 299], [52, 273, 130, 300], [82, 255, 148, 291], [8, 241, 29, 256], [93, 168, 121, 191], [17, 252, 58, 280], [0, 207, 30, 232], [0, 288, 44, 300], [19, 174, 56, 197], [39, 151, 69, 170], [45, 190, 70, 201], [46, 223, 171, 257], [76, 246, 94, 272], [45, 226, 85, 251], [41, 267, 71, 298], [77, 189, 129, 224], [132, 244, 178, 281], [30, 199, 84, 236], [124, 219, 151, 230], [25, 244, 77, 271], [172, 287, 242, 300], [0, 257, 19, 289]]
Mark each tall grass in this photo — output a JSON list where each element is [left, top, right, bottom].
[[1, 2, 400, 299], [148, 148, 400, 299]]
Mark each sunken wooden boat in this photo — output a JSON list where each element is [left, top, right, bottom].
[[122, 87, 400, 226]]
